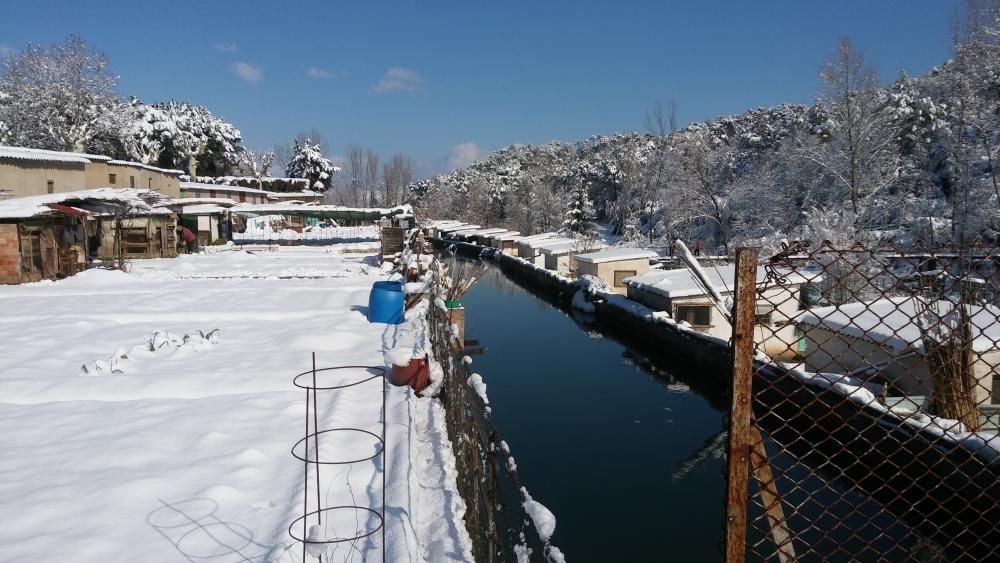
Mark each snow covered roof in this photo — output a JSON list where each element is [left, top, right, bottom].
[[229, 203, 413, 218], [465, 228, 510, 236], [107, 160, 183, 176], [266, 190, 323, 200], [795, 297, 1000, 355], [523, 237, 577, 251], [438, 224, 482, 233], [182, 204, 228, 215], [168, 197, 237, 207], [0, 188, 166, 219], [574, 247, 658, 264], [537, 240, 607, 256], [0, 145, 111, 165], [625, 264, 814, 299], [181, 181, 272, 196]]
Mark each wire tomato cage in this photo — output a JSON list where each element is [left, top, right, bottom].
[[288, 355, 387, 563]]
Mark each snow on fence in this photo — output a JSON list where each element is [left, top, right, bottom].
[[234, 216, 380, 244], [425, 269, 565, 563], [726, 242, 1000, 562]]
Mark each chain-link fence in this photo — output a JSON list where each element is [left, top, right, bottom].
[[724, 243, 1000, 561], [426, 293, 561, 563]]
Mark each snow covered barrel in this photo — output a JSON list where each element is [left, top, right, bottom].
[[368, 281, 404, 324]]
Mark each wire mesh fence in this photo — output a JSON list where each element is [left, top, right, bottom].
[[725, 243, 1000, 561], [426, 294, 562, 563]]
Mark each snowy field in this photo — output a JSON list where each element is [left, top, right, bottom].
[[0, 247, 472, 562]]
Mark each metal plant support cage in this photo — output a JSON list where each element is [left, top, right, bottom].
[[723, 243, 1000, 562], [288, 356, 387, 563]]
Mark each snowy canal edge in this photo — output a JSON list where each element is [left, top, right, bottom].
[[0, 246, 473, 563]]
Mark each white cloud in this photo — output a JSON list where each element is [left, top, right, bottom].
[[418, 142, 483, 177], [443, 142, 482, 171], [0, 44, 14, 59], [231, 62, 263, 83], [370, 67, 425, 94], [213, 43, 239, 53], [307, 67, 336, 79]]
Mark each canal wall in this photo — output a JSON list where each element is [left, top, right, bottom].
[[430, 235, 1000, 559]]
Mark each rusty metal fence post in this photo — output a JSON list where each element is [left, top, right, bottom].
[[725, 247, 757, 563]]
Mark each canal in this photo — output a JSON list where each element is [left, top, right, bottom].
[[456, 262, 926, 562]]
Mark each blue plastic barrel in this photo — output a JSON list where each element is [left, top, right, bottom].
[[368, 281, 404, 324]]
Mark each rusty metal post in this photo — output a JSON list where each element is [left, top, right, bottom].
[[725, 247, 757, 563]]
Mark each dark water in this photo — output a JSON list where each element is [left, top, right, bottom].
[[458, 265, 923, 562]]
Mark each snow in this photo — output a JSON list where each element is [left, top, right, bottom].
[[625, 262, 817, 299], [0, 187, 165, 219], [181, 181, 272, 196], [0, 246, 473, 562], [573, 247, 658, 264], [107, 160, 183, 176], [467, 373, 489, 404], [521, 488, 556, 542], [233, 216, 379, 243], [0, 144, 96, 164], [571, 288, 596, 313], [795, 297, 1000, 354]]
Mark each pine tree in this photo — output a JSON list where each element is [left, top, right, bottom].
[[561, 182, 597, 237], [285, 139, 336, 192]]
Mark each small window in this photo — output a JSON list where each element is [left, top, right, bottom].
[[46, 180, 54, 194], [209, 190, 217, 199], [676, 305, 712, 327], [109, 173, 117, 185], [755, 305, 774, 326], [239, 192, 246, 203], [613, 269, 637, 287], [129, 176, 135, 188], [148, 178, 152, 188]]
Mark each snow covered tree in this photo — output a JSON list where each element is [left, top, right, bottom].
[[561, 182, 597, 237], [0, 34, 123, 152], [241, 149, 274, 190], [806, 39, 900, 220], [285, 139, 336, 192]]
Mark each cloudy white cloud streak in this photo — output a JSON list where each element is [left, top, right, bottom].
[[231, 62, 263, 83], [213, 43, 239, 53], [307, 67, 336, 79], [370, 67, 425, 94]]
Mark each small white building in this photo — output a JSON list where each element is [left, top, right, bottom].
[[519, 237, 576, 267], [625, 264, 812, 348], [574, 248, 659, 296], [794, 297, 1000, 402], [537, 239, 606, 276], [438, 224, 482, 237]]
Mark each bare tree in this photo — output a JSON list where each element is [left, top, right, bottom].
[[382, 153, 414, 206], [808, 38, 900, 217], [365, 149, 380, 206], [346, 144, 364, 206]]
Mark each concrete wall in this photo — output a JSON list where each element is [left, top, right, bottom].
[[0, 160, 87, 197], [543, 253, 572, 276], [576, 257, 650, 296], [108, 163, 180, 198], [182, 186, 267, 204], [0, 224, 21, 284], [0, 158, 180, 198]]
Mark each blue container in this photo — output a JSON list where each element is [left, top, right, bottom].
[[368, 281, 405, 324]]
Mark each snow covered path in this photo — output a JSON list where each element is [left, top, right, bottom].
[[0, 247, 473, 562]]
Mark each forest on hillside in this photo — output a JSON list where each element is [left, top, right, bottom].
[[407, 2, 1000, 253]]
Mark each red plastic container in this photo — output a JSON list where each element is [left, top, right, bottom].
[[390, 356, 430, 392]]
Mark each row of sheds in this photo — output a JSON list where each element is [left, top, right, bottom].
[[428, 220, 1000, 407]]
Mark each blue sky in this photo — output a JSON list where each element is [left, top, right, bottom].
[[0, 0, 960, 172]]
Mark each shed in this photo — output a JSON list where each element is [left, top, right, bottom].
[[537, 239, 606, 276], [625, 264, 814, 349], [519, 236, 575, 267], [574, 248, 658, 295], [794, 297, 1000, 402], [0, 188, 176, 284]]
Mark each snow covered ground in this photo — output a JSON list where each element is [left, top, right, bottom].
[[0, 246, 473, 562]]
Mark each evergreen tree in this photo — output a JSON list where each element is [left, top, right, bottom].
[[285, 139, 336, 192], [561, 182, 597, 237]]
